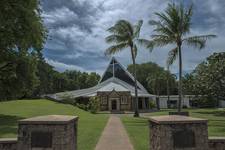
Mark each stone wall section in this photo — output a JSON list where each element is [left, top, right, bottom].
[[17, 123, 76, 150], [209, 137, 225, 150], [0, 138, 17, 150], [98, 91, 132, 111], [149, 115, 209, 150], [150, 122, 209, 150]]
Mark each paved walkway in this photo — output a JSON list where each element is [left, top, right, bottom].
[[95, 115, 134, 150]]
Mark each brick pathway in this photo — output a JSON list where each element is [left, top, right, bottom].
[[95, 115, 134, 150]]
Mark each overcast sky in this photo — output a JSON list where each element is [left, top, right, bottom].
[[41, 0, 225, 75]]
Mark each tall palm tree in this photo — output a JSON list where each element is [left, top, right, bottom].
[[146, 3, 216, 112], [105, 19, 143, 117]]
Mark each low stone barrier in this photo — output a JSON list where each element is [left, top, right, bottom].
[[208, 137, 225, 150], [149, 115, 225, 150], [0, 115, 78, 150], [149, 115, 209, 150], [0, 138, 17, 150]]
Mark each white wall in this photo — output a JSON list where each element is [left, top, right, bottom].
[[219, 100, 225, 108], [159, 95, 191, 109]]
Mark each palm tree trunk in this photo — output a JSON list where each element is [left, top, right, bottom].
[[131, 47, 139, 117], [156, 88, 160, 110], [167, 71, 170, 108], [178, 45, 183, 112]]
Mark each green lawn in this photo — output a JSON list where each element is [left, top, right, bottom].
[[121, 108, 225, 150], [0, 99, 108, 150]]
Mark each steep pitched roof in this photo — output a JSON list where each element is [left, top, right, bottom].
[[99, 57, 148, 93]]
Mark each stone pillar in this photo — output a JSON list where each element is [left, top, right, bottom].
[[17, 115, 78, 150], [149, 115, 208, 150]]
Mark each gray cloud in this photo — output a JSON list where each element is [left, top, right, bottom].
[[41, 0, 225, 74]]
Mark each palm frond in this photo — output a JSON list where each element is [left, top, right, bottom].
[[105, 42, 129, 56], [151, 37, 175, 47], [133, 20, 143, 38], [105, 34, 128, 44], [167, 47, 178, 66], [107, 24, 127, 35], [137, 39, 154, 52], [149, 20, 174, 36], [151, 34, 175, 43], [107, 20, 134, 43], [183, 35, 216, 49]]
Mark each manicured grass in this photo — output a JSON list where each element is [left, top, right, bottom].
[[121, 108, 225, 150], [0, 99, 108, 150], [122, 117, 148, 150]]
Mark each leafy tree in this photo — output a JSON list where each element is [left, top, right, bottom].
[[144, 3, 216, 112], [182, 74, 196, 95], [0, 0, 46, 66], [105, 19, 144, 117], [188, 52, 225, 105], [127, 62, 177, 95], [88, 96, 100, 113], [86, 72, 101, 87], [34, 59, 55, 96], [0, 0, 46, 100], [147, 71, 166, 110], [0, 53, 39, 100]]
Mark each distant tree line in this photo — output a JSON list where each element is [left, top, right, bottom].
[[0, 53, 100, 100]]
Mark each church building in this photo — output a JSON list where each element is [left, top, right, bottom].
[[49, 57, 155, 111]]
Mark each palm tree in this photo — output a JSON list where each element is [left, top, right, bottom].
[[146, 3, 216, 112], [105, 19, 144, 117]]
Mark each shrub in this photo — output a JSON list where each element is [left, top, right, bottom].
[[194, 96, 217, 108], [88, 96, 100, 113], [77, 103, 88, 111], [149, 100, 156, 109]]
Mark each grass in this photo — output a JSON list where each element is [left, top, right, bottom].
[[121, 108, 225, 150], [0, 99, 108, 150]]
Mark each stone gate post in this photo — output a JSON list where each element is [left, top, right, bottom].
[[17, 115, 78, 150], [149, 115, 208, 150]]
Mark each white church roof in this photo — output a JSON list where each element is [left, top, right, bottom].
[[47, 57, 155, 100], [98, 82, 129, 92]]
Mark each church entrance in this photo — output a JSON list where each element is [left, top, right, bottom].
[[111, 100, 117, 110], [109, 98, 120, 111]]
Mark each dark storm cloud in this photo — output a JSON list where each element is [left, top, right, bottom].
[[41, 0, 101, 32], [41, 0, 225, 73]]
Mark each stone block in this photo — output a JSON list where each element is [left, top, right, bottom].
[[149, 115, 208, 150], [17, 115, 78, 150]]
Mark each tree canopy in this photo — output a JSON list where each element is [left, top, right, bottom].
[[127, 62, 177, 95], [183, 52, 225, 103]]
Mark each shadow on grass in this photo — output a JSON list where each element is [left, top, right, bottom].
[[0, 114, 24, 138]]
